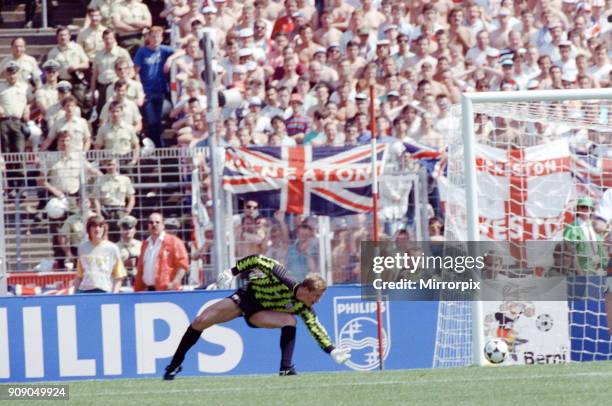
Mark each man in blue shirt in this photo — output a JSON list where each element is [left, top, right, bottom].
[[133, 27, 175, 147]]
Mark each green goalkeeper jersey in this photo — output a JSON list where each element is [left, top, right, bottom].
[[231, 254, 335, 353]]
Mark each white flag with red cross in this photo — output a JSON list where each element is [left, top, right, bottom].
[[440, 140, 576, 266], [475, 139, 575, 242]]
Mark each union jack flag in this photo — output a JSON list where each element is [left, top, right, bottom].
[[223, 145, 388, 216], [403, 138, 443, 160]]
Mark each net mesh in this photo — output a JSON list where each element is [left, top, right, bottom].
[[434, 96, 612, 368]]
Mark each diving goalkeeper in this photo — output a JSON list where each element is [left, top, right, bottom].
[[163, 254, 351, 379]]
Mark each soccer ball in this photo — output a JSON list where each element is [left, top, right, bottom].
[[484, 339, 508, 364], [536, 314, 553, 332]]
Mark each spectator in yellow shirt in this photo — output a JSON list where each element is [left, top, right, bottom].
[[74, 215, 126, 293]]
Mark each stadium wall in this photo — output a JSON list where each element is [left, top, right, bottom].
[[0, 286, 438, 382]]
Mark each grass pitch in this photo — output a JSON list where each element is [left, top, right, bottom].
[[16, 361, 612, 406]]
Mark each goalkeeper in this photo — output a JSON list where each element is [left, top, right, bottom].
[[163, 254, 351, 379]]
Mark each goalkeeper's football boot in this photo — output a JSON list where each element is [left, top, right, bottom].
[[279, 365, 297, 376], [163, 365, 183, 380]]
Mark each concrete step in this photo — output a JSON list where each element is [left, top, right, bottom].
[[2, 10, 83, 21], [2, 12, 37, 23], [5, 243, 53, 251], [9, 251, 54, 259], [0, 0, 86, 31], [5, 231, 55, 242], [5, 231, 54, 240], [0, 17, 76, 30], [5, 222, 58, 232], [9, 249, 55, 258], [4, 228, 60, 238], [4, 197, 41, 206], [7, 258, 53, 272], [0, 43, 53, 56], [6, 240, 53, 250], [9, 240, 55, 249], [3, 0, 84, 12], [9, 257, 54, 266], [0, 29, 56, 44], [4, 218, 58, 226], [9, 250, 54, 257], [0, 41, 74, 59]]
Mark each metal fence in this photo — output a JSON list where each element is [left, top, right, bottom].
[[0, 148, 199, 287], [0, 148, 429, 294]]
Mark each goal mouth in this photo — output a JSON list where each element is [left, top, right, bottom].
[[434, 89, 612, 368]]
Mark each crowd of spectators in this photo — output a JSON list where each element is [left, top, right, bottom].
[[157, 0, 612, 150], [0, 0, 611, 287]]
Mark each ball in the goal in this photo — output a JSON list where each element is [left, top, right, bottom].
[[536, 314, 553, 332], [484, 339, 508, 364]]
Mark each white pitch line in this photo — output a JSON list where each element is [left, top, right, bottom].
[[68, 369, 612, 398]]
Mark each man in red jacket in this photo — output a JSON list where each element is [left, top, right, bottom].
[[134, 212, 189, 291]]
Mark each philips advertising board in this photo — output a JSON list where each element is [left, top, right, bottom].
[[0, 286, 438, 382]]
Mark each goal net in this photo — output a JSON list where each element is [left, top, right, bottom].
[[434, 89, 612, 368]]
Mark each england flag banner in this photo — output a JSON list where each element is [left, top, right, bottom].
[[439, 140, 612, 245], [440, 140, 576, 264], [223, 145, 387, 216], [474, 139, 574, 242]]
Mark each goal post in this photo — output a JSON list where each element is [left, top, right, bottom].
[[434, 88, 612, 368]]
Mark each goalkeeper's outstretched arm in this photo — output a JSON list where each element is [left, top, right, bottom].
[[294, 274, 352, 364], [299, 307, 334, 353], [298, 305, 351, 364]]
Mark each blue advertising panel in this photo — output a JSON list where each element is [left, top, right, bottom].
[[0, 286, 438, 382]]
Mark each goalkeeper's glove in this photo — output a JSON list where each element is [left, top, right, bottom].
[[216, 269, 234, 287], [330, 348, 351, 364]]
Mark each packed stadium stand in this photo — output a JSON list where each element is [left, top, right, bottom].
[[0, 0, 88, 279], [0, 0, 610, 295]]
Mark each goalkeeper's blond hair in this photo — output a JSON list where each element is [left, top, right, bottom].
[[302, 273, 327, 292]]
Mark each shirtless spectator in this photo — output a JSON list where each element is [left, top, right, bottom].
[[264, 210, 290, 264], [235, 199, 268, 257]]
